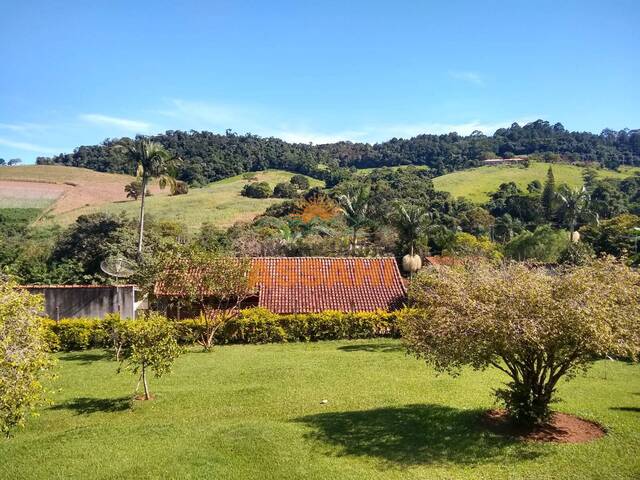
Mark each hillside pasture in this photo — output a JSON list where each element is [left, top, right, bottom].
[[433, 162, 640, 203], [50, 169, 324, 231], [0, 165, 152, 215]]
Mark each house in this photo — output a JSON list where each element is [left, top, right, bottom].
[[482, 157, 527, 166], [22, 284, 140, 320], [154, 257, 407, 315]]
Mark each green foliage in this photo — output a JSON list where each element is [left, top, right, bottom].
[[404, 258, 640, 426], [39, 121, 640, 183], [170, 180, 189, 196], [42, 318, 108, 351], [124, 180, 145, 200], [241, 181, 272, 198], [581, 213, 640, 259], [121, 314, 181, 400], [41, 309, 403, 350], [442, 232, 502, 261], [0, 279, 54, 437], [273, 182, 298, 198], [504, 225, 570, 263], [290, 174, 310, 190], [557, 241, 595, 266], [541, 166, 556, 221]]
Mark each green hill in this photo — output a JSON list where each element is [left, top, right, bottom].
[[48, 169, 323, 231], [433, 162, 639, 203]]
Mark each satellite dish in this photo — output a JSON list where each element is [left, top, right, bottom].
[[100, 256, 136, 279]]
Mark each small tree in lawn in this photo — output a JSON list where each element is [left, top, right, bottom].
[[121, 314, 181, 401], [402, 258, 640, 427], [155, 247, 252, 350], [0, 278, 54, 437]]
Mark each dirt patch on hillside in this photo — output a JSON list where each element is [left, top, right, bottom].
[[0, 168, 166, 218], [0, 180, 68, 203], [482, 409, 605, 443]]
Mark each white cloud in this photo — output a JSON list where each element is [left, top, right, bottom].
[[449, 70, 485, 86], [0, 122, 49, 133], [0, 137, 62, 154], [80, 114, 152, 132]]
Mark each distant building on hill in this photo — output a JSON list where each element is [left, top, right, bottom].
[[482, 157, 527, 166]]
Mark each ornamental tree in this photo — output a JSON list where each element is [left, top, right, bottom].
[[0, 279, 54, 437], [121, 314, 181, 401], [154, 247, 253, 350], [402, 258, 640, 427]]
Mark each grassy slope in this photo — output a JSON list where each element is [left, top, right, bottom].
[[3, 339, 638, 480], [0, 166, 322, 231], [433, 163, 640, 203], [51, 170, 323, 231]]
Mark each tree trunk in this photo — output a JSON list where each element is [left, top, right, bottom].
[[142, 364, 150, 400], [137, 175, 148, 255], [351, 228, 357, 251]]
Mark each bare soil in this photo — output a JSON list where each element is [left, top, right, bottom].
[[482, 409, 606, 443]]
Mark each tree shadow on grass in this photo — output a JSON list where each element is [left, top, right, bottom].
[[337, 343, 404, 353], [296, 404, 542, 467], [611, 406, 640, 413], [61, 351, 112, 364], [50, 396, 132, 415]]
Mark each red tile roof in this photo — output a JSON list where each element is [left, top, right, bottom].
[[250, 257, 406, 313], [155, 257, 407, 314]]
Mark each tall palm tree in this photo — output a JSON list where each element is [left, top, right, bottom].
[[337, 186, 370, 251], [392, 203, 431, 256], [116, 138, 179, 254], [556, 186, 594, 240]]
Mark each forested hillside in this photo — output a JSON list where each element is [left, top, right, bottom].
[[37, 120, 640, 186]]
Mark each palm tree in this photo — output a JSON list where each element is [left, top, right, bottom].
[[116, 138, 179, 254], [392, 203, 431, 257], [337, 186, 370, 251], [556, 186, 594, 240]]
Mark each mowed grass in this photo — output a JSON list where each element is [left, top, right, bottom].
[[3, 339, 639, 480], [51, 170, 323, 232], [433, 162, 640, 203]]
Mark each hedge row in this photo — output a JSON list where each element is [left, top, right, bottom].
[[42, 308, 404, 351]]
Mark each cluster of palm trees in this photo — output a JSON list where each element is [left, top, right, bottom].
[[337, 185, 432, 270]]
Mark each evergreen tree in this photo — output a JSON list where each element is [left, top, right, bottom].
[[541, 166, 556, 221]]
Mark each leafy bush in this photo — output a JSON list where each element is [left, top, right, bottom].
[[273, 182, 298, 199], [290, 174, 310, 190], [41, 309, 403, 350], [42, 318, 109, 351], [241, 182, 272, 198]]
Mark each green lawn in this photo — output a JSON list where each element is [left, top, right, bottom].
[[51, 169, 323, 232], [433, 162, 640, 203], [3, 339, 639, 479]]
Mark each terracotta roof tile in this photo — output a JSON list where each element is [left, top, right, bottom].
[[156, 257, 407, 314]]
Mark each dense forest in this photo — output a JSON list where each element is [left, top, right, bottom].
[[37, 120, 640, 186]]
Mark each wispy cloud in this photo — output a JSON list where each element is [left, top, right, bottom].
[[0, 137, 62, 154], [80, 113, 152, 132], [449, 70, 485, 86], [0, 122, 50, 133]]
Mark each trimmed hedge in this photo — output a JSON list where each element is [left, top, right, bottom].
[[42, 308, 404, 351]]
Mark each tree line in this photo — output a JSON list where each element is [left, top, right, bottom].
[[36, 120, 640, 185]]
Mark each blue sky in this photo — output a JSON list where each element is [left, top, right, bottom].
[[1, 0, 638, 162]]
